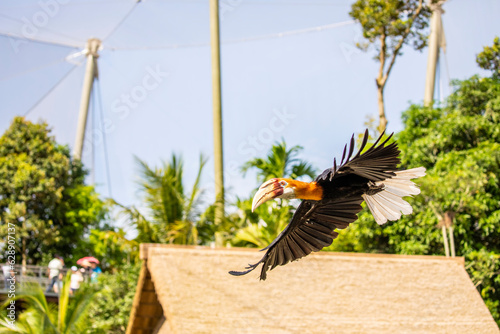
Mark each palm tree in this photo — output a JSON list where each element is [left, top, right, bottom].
[[241, 140, 316, 183], [109, 199, 163, 244], [0, 274, 95, 333], [234, 140, 316, 247], [114, 154, 207, 245]]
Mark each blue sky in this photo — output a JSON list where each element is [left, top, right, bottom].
[[1, 0, 499, 221]]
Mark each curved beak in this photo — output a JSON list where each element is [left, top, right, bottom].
[[251, 178, 284, 212]]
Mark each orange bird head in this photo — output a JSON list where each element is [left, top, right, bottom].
[[251, 178, 323, 211]]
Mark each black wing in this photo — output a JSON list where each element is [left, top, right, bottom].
[[229, 194, 363, 280], [315, 129, 400, 184]]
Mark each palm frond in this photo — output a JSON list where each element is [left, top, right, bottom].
[[241, 139, 314, 182], [57, 273, 71, 333], [126, 153, 208, 245], [3, 283, 57, 333], [62, 284, 96, 333], [184, 154, 208, 221]]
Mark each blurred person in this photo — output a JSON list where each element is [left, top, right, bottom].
[[80, 259, 92, 282], [79, 267, 91, 284], [90, 262, 102, 283], [70, 266, 83, 295], [46, 255, 64, 292], [53, 272, 64, 294]]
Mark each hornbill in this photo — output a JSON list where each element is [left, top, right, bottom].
[[229, 129, 425, 280]]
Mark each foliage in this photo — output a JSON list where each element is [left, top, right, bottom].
[[86, 263, 140, 334], [350, 0, 430, 53], [0, 117, 107, 265], [477, 36, 500, 78], [193, 203, 242, 247], [466, 249, 500, 323], [349, 0, 431, 132], [241, 140, 316, 184], [115, 154, 207, 245], [0, 274, 96, 333], [87, 228, 139, 271]]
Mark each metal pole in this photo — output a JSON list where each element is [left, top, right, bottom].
[[424, 2, 444, 107], [209, 0, 225, 226], [74, 38, 101, 160]]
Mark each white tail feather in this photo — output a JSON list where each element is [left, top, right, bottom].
[[363, 167, 426, 225]]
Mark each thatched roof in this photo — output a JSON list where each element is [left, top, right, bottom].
[[127, 244, 499, 334]]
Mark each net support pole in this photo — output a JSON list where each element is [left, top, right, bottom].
[[74, 38, 101, 160], [210, 0, 225, 228], [424, 2, 445, 107]]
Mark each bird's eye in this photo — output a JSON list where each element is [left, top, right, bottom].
[[280, 180, 288, 187]]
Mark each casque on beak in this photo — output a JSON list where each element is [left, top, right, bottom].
[[251, 178, 284, 212]]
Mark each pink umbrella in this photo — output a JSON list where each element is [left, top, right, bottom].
[[76, 256, 100, 265]]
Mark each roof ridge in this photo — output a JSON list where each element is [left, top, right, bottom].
[[139, 243, 464, 265]]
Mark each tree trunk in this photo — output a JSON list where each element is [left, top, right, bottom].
[[441, 225, 450, 257], [376, 85, 388, 133], [445, 211, 456, 257], [448, 226, 455, 257]]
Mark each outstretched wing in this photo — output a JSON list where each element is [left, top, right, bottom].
[[315, 129, 400, 184], [229, 130, 401, 280], [229, 194, 363, 280]]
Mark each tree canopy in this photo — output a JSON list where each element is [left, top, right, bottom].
[[477, 36, 500, 78], [350, 0, 431, 132], [0, 117, 106, 265], [397, 76, 500, 321]]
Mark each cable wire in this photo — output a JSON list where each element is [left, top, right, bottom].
[[107, 19, 355, 51], [96, 79, 113, 198], [442, 48, 451, 88], [23, 64, 79, 117], [146, 0, 351, 5], [0, 31, 81, 49], [1, 0, 125, 10], [90, 83, 96, 185], [102, 1, 141, 42], [0, 13, 83, 48], [0, 57, 69, 82]]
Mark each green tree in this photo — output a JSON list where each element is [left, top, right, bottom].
[[116, 154, 207, 245], [350, 0, 431, 132], [395, 76, 500, 322], [0, 274, 96, 333], [477, 36, 500, 78], [331, 75, 500, 324], [234, 140, 316, 247], [87, 228, 139, 270], [0, 117, 106, 266]]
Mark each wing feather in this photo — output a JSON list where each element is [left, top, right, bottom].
[[347, 135, 355, 162], [229, 195, 363, 280], [315, 130, 400, 184]]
